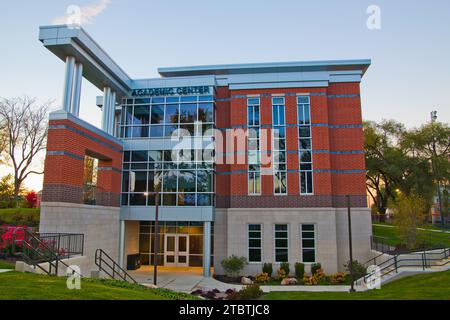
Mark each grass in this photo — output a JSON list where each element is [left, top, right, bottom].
[[0, 260, 15, 269], [262, 270, 450, 300], [0, 272, 199, 300], [372, 224, 450, 248], [0, 208, 40, 227]]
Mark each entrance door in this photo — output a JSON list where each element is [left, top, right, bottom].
[[164, 234, 189, 267]]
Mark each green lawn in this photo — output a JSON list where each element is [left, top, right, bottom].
[[0, 260, 15, 269], [372, 224, 450, 248], [0, 208, 40, 227], [262, 270, 450, 300], [0, 272, 199, 300]]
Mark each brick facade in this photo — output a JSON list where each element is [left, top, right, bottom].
[[42, 117, 123, 207], [215, 83, 367, 208]]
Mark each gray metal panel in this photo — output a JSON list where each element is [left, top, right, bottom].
[[159, 59, 371, 77], [49, 110, 123, 146], [120, 206, 214, 222], [122, 137, 214, 151], [229, 81, 329, 90], [39, 25, 132, 97], [129, 76, 216, 89]]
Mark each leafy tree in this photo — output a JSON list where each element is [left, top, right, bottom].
[[0, 96, 50, 202], [0, 174, 15, 202], [392, 194, 427, 249], [364, 120, 407, 214], [402, 122, 450, 219]]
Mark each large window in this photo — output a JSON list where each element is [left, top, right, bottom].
[[248, 97, 261, 194], [119, 95, 214, 139], [298, 96, 313, 194], [273, 97, 287, 195], [122, 150, 214, 207], [274, 224, 288, 262], [301, 224, 316, 263], [248, 224, 262, 262]]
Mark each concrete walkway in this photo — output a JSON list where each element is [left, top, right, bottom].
[[128, 267, 365, 293], [0, 269, 12, 274]]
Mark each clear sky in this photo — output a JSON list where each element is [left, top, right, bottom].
[[0, 0, 449, 191]]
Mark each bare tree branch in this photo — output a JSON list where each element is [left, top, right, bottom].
[[0, 96, 51, 200]]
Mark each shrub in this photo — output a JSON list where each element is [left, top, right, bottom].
[[344, 260, 367, 280], [221, 255, 248, 277], [254, 272, 269, 284], [294, 262, 305, 279], [303, 274, 317, 286], [227, 284, 263, 300], [276, 268, 287, 280], [330, 272, 347, 284], [262, 263, 273, 277], [313, 268, 326, 283], [311, 262, 322, 275], [279, 262, 290, 275]]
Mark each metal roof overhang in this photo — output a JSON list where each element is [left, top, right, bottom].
[[39, 25, 132, 99], [158, 59, 371, 78]]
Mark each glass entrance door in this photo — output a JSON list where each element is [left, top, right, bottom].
[[164, 234, 189, 267]]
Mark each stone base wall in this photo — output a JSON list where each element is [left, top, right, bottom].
[[213, 207, 372, 276], [39, 202, 120, 273]]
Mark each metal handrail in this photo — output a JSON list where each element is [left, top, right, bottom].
[[363, 248, 450, 284], [13, 229, 83, 277], [94, 249, 137, 284]]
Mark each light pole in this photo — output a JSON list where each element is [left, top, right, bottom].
[[145, 191, 160, 286], [347, 195, 355, 293], [430, 111, 445, 228]]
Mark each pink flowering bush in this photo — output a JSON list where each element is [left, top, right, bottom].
[[0, 225, 26, 256]]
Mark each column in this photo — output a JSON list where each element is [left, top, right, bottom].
[[203, 221, 212, 277], [62, 56, 76, 112], [108, 91, 117, 135], [71, 62, 83, 117], [119, 220, 125, 268], [101, 87, 111, 132]]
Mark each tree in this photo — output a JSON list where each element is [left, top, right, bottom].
[[364, 120, 437, 215], [364, 120, 406, 214], [392, 194, 427, 249], [402, 122, 450, 220], [0, 96, 50, 202], [0, 174, 15, 203]]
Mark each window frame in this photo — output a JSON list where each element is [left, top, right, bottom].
[[247, 224, 263, 263], [300, 223, 317, 264], [273, 223, 289, 263], [297, 95, 314, 195]]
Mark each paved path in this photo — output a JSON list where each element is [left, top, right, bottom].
[[373, 224, 450, 234], [0, 269, 12, 273], [128, 267, 365, 293]]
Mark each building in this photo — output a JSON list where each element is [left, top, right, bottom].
[[38, 24, 372, 277]]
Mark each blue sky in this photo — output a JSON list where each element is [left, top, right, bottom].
[[0, 0, 449, 190]]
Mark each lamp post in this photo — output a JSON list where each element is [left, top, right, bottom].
[[153, 192, 160, 286], [430, 111, 445, 228], [145, 191, 160, 286], [347, 195, 356, 293]]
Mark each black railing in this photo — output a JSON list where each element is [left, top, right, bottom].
[[370, 235, 396, 254], [38, 233, 84, 259], [363, 248, 450, 285], [12, 229, 84, 276], [95, 249, 137, 284], [371, 234, 448, 255]]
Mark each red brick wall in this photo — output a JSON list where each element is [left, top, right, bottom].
[[215, 84, 367, 208], [42, 118, 123, 206]]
